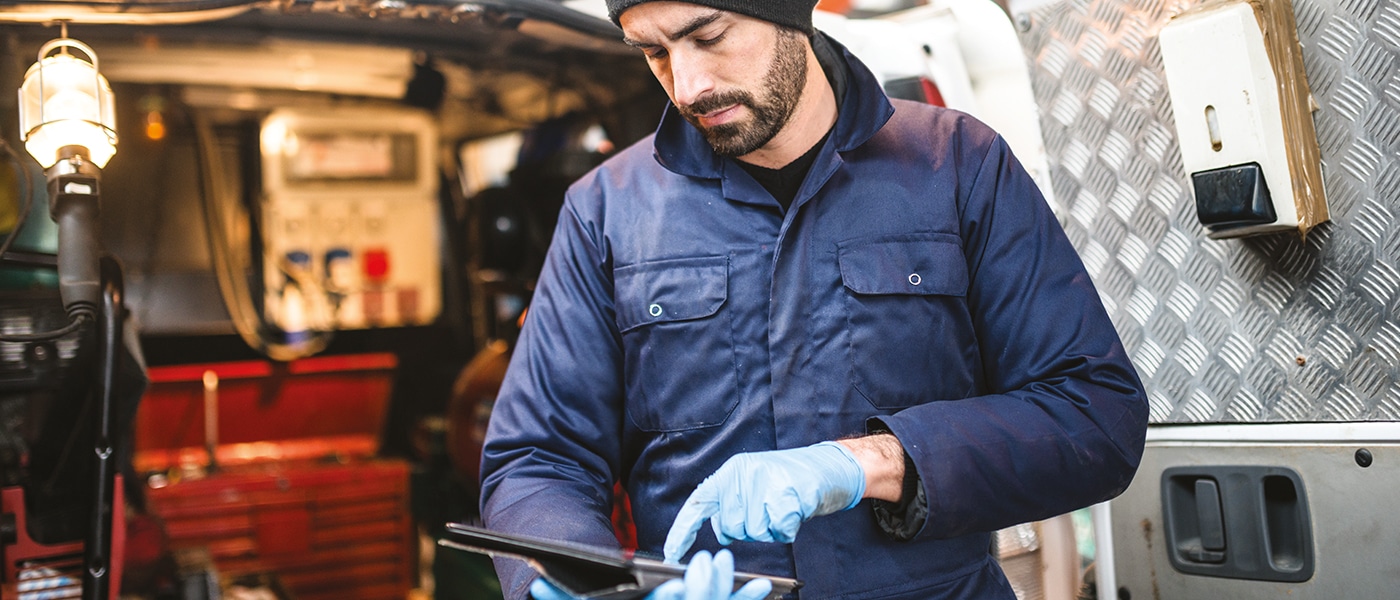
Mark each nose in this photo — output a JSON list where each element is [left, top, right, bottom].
[[668, 50, 716, 109]]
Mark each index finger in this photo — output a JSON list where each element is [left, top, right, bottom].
[[663, 481, 720, 563]]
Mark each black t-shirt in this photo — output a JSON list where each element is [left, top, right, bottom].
[[734, 33, 848, 213], [736, 130, 831, 213]]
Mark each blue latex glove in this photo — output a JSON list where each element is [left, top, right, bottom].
[[528, 550, 772, 600], [663, 441, 866, 562]]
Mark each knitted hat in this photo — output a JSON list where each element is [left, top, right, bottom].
[[606, 0, 820, 35]]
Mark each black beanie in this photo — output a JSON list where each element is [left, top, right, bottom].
[[607, 0, 821, 35]]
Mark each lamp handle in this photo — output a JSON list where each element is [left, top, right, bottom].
[[37, 37, 101, 70]]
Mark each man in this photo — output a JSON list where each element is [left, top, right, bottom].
[[480, 0, 1149, 598]]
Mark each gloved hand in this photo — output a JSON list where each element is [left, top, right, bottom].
[[663, 441, 866, 562], [528, 549, 772, 600]]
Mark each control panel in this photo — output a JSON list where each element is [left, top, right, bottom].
[[259, 108, 441, 332]]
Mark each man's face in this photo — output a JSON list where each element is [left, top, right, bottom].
[[620, 2, 808, 157]]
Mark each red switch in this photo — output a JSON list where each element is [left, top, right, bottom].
[[363, 248, 390, 282]]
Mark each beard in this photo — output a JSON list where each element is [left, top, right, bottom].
[[678, 28, 808, 157]]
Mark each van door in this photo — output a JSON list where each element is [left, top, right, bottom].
[[1011, 0, 1400, 597]]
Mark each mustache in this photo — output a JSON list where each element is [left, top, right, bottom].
[[678, 90, 755, 120]]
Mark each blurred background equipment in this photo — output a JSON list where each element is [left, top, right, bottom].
[[0, 1, 665, 598], [134, 354, 415, 600], [258, 108, 442, 334]]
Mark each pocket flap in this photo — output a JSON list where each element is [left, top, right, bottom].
[[838, 233, 968, 296], [615, 255, 728, 332]]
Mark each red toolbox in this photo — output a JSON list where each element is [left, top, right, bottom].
[[134, 353, 414, 600]]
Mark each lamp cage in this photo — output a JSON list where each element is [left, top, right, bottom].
[[18, 37, 118, 169]]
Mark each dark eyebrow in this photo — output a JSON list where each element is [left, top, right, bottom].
[[622, 10, 724, 48], [666, 10, 723, 41]]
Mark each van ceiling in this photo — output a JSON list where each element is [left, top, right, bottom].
[[1, 2, 662, 144]]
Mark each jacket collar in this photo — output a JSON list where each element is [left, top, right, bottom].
[[651, 32, 895, 180]]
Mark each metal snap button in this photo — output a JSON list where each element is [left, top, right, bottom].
[[908, 273, 922, 286], [649, 303, 663, 317]]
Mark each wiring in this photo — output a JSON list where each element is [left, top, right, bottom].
[[0, 310, 92, 342], [0, 140, 96, 343], [191, 111, 331, 361]]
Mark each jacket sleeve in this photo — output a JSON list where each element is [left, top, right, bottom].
[[479, 189, 625, 600], [873, 133, 1149, 540]]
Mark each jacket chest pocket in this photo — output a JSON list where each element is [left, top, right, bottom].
[[615, 255, 738, 432], [838, 233, 979, 410]]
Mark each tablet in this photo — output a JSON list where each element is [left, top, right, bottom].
[[439, 523, 802, 599]]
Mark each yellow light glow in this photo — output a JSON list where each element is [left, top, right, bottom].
[[145, 111, 166, 141], [260, 119, 288, 156]]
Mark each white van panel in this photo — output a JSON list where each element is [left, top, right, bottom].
[[1112, 426, 1400, 599], [1015, 0, 1400, 596]]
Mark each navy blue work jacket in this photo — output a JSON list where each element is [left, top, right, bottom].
[[481, 39, 1148, 600]]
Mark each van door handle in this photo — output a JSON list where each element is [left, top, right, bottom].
[[1188, 478, 1226, 563], [1162, 466, 1314, 582]]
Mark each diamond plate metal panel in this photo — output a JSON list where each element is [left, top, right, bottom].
[[1018, 0, 1400, 422]]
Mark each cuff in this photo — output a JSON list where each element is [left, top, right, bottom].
[[867, 421, 928, 541]]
